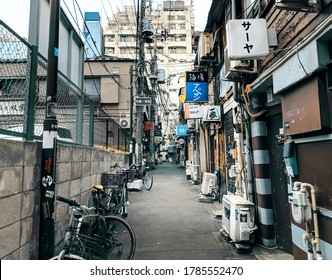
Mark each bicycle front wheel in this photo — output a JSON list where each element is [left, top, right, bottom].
[[104, 215, 136, 260], [143, 171, 153, 190]]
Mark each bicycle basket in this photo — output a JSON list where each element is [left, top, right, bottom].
[[101, 170, 126, 186]]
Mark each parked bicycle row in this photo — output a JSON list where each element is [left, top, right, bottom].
[[51, 162, 153, 260]]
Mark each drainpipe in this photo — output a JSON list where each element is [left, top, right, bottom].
[[301, 183, 323, 260], [293, 181, 323, 260]]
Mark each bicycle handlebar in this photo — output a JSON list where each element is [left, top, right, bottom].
[[56, 195, 80, 207]]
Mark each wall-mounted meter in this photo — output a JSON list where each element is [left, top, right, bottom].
[[288, 190, 312, 223], [283, 140, 298, 177]]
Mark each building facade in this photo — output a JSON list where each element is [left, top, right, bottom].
[[193, 0, 332, 259]]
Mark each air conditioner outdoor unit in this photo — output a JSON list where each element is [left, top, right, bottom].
[[190, 164, 199, 184], [120, 118, 130, 129], [221, 195, 257, 243], [200, 172, 217, 195], [198, 33, 213, 66], [275, 0, 321, 12], [223, 47, 257, 81]]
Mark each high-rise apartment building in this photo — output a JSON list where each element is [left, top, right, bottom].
[[104, 1, 196, 94]]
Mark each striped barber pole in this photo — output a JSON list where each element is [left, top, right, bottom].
[[251, 118, 276, 247]]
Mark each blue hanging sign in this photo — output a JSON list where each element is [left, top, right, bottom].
[[176, 125, 188, 136], [185, 71, 208, 102]]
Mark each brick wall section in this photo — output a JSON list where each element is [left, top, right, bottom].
[[0, 139, 127, 259]]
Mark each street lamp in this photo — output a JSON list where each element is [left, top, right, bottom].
[[149, 74, 158, 87]]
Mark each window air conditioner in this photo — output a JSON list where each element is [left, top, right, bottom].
[[221, 195, 257, 243]]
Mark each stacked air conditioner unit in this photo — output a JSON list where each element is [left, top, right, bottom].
[[224, 46, 257, 81], [221, 195, 257, 243]]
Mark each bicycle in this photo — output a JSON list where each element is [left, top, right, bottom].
[[129, 162, 153, 191], [51, 188, 136, 260], [101, 164, 131, 217]]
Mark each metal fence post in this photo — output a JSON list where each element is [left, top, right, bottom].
[[26, 45, 38, 140]]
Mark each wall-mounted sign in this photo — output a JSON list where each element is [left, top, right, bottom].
[[136, 96, 151, 106], [176, 125, 188, 136], [203, 106, 221, 122], [183, 104, 203, 119], [144, 122, 154, 130], [185, 71, 208, 102], [226, 18, 269, 60]]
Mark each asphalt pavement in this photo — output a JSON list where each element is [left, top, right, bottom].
[[126, 162, 293, 260]]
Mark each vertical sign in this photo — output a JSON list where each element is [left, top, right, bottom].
[[226, 18, 269, 60], [185, 71, 208, 102]]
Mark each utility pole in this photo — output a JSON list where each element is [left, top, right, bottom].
[[39, 0, 60, 259], [148, 46, 158, 169], [129, 65, 134, 165], [136, 0, 146, 167]]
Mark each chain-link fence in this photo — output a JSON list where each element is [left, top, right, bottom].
[[0, 20, 93, 145]]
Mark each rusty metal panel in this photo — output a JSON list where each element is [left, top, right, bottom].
[[281, 75, 329, 136], [297, 140, 332, 211]]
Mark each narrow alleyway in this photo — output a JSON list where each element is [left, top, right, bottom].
[[126, 162, 293, 260]]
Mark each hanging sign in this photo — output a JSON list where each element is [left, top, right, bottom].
[[176, 125, 188, 136], [226, 18, 269, 60], [185, 71, 208, 102], [183, 104, 203, 119], [203, 106, 221, 122]]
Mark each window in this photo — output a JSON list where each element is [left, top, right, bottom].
[[169, 23, 176, 29], [178, 15, 186, 20], [168, 15, 175, 20], [169, 47, 176, 54], [179, 35, 186, 41], [106, 48, 115, 55], [112, 67, 120, 74], [179, 23, 186, 30], [178, 47, 186, 54], [119, 34, 127, 42]]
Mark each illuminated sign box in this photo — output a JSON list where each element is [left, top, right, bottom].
[[226, 19, 269, 60], [185, 71, 208, 102], [176, 125, 188, 136]]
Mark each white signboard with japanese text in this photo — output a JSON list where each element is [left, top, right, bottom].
[[203, 106, 221, 122], [183, 104, 203, 119], [226, 19, 269, 60]]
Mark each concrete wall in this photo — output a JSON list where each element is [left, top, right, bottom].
[[0, 139, 127, 259]]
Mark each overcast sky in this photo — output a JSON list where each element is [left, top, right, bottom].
[[0, 0, 212, 38]]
